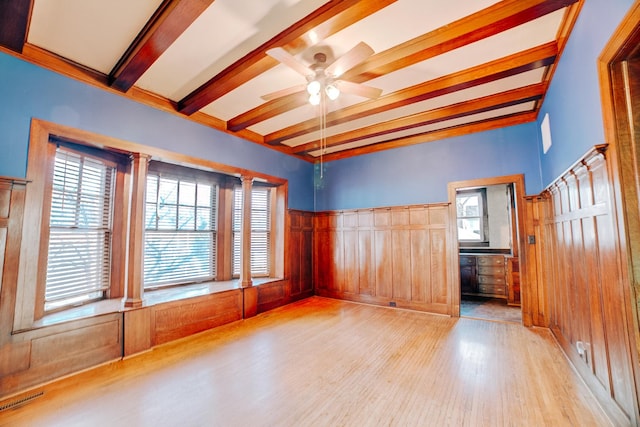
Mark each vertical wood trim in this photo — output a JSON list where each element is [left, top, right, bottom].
[[597, 3, 640, 423], [33, 142, 57, 320], [273, 183, 286, 280], [110, 161, 132, 299], [124, 153, 150, 308], [14, 120, 51, 328], [216, 179, 234, 281], [240, 176, 253, 288], [0, 178, 28, 345]]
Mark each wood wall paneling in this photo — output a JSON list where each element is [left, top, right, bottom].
[[152, 291, 243, 346], [533, 146, 636, 426], [314, 204, 451, 315], [287, 210, 314, 300], [123, 308, 152, 357], [1, 314, 123, 396]]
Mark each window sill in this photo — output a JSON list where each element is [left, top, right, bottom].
[[28, 278, 284, 330]]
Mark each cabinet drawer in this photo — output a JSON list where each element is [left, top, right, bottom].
[[478, 275, 506, 285], [479, 284, 506, 296], [460, 255, 476, 266], [477, 255, 505, 266], [478, 266, 505, 276]]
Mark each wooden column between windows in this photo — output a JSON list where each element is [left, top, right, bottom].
[[125, 153, 150, 308], [240, 175, 253, 289]]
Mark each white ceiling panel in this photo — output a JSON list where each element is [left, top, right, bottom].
[[28, 0, 163, 74]]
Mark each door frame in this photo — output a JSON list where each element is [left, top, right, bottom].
[[447, 174, 528, 325], [598, 1, 640, 421]]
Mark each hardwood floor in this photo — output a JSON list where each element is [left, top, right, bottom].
[[460, 296, 523, 323], [0, 297, 611, 426]]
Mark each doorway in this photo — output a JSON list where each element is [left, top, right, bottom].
[[448, 174, 528, 324]]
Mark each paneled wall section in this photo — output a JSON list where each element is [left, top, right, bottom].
[[314, 204, 452, 315], [525, 146, 637, 426]]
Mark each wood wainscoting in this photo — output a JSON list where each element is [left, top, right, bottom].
[[285, 210, 314, 303], [524, 145, 638, 426], [313, 203, 453, 315]]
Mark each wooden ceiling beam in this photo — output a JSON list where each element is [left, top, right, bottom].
[[319, 111, 538, 162], [227, 91, 308, 132], [342, 0, 578, 83], [266, 41, 558, 145], [292, 83, 546, 155], [178, 0, 397, 115], [110, 0, 215, 92], [228, 0, 576, 133], [0, 0, 33, 53]]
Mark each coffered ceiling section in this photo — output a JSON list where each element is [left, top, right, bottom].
[[5, 0, 582, 161]]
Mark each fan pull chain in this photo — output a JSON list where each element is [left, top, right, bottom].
[[319, 91, 326, 179]]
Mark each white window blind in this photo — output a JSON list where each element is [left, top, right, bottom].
[[232, 186, 271, 277], [144, 173, 217, 288], [45, 147, 115, 311]]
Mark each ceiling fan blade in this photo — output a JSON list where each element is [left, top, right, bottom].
[[336, 80, 382, 99], [266, 47, 312, 77], [325, 42, 374, 78], [260, 84, 306, 101]]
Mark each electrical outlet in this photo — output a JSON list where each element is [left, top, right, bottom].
[[576, 341, 591, 365], [389, 301, 396, 307], [528, 235, 536, 244]]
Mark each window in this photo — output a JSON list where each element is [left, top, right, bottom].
[[232, 186, 272, 277], [144, 167, 218, 289], [44, 146, 115, 312], [22, 120, 287, 324], [456, 189, 488, 243]]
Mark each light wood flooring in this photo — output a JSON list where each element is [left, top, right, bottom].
[[0, 297, 611, 426], [460, 296, 523, 323]]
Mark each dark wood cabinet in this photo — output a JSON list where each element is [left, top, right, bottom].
[[460, 254, 508, 299], [460, 255, 477, 295]]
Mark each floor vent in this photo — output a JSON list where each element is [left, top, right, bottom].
[[0, 391, 44, 412]]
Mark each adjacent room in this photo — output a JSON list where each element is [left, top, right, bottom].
[[1, 0, 640, 425]]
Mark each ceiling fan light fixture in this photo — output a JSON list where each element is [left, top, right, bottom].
[[309, 93, 321, 106], [325, 83, 340, 100], [307, 80, 321, 96]]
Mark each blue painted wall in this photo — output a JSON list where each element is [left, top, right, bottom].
[[313, 122, 542, 211], [0, 53, 314, 211], [537, 0, 634, 186]]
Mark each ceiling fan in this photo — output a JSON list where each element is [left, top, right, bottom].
[[263, 42, 382, 105]]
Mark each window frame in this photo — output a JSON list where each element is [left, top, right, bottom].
[[456, 188, 489, 246], [35, 139, 130, 317], [44, 139, 121, 313]]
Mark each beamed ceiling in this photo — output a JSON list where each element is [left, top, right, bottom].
[[0, 0, 583, 162]]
